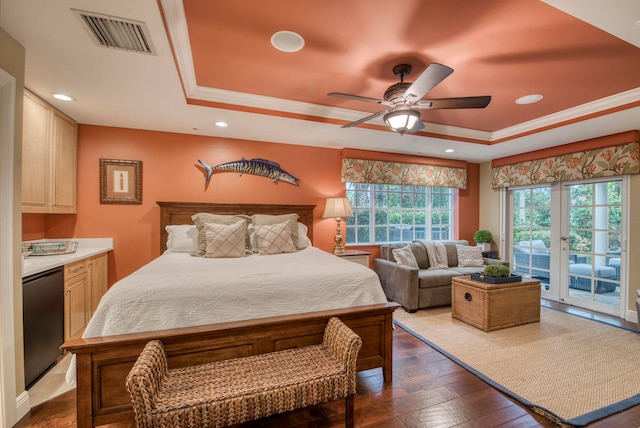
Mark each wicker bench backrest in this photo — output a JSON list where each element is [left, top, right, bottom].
[[323, 317, 362, 395], [125, 340, 168, 427]]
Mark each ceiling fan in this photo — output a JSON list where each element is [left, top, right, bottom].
[[328, 63, 491, 135]]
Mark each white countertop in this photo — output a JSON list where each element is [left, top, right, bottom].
[[22, 238, 114, 278]]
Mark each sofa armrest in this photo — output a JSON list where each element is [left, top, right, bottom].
[[484, 258, 510, 269], [373, 258, 419, 312]]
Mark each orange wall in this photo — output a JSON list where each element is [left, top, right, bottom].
[[26, 125, 480, 283], [458, 162, 480, 244], [22, 214, 46, 241]]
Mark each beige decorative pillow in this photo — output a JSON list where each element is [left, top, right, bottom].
[[204, 220, 247, 258], [456, 245, 484, 267], [251, 213, 301, 249], [191, 213, 251, 256], [253, 221, 296, 255], [392, 245, 419, 268]]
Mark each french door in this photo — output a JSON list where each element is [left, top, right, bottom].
[[560, 179, 624, 315], [508, 177, 626, 317]]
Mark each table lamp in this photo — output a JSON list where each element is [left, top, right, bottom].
[[322, 197, 353, 254]]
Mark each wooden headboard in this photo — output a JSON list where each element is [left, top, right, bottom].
[[157, 201, 316, 253]]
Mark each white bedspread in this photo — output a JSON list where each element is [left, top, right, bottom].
[[66, 247, 386, 383]]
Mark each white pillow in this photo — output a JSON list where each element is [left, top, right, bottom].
[[297, 222, 311, 249], [253, 221, 297, 255], [165, 225, 198, 253], [204, 220, 247, 258], [392, 245, 419, 268], [456, 245, 484, 267]]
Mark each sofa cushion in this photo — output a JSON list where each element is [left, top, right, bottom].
[[410, 243, 430, 269], [392, 245, 419, 268], [380, 243, 408, 261], [412, 240, 469, 268], [450, 266, 486, 276], [418, 269, 462, 288]]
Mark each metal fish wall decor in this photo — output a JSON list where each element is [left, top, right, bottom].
[[197, 158, 299, 186]]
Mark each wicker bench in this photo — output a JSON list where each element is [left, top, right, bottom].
[[125, 317, 362, 428]]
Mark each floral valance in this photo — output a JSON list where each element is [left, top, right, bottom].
[[341, 158, 467, 189], [491, 142, 640, 188]]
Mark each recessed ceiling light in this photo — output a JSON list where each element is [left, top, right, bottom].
[[215, 121, 228, 127], [445, 149, 455, 153], [515, 94, 543, 105], [52, 93, 75, 102], [271, 30, 305, 53]]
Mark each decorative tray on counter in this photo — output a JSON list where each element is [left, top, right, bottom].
[[22, 241, 78, 256]]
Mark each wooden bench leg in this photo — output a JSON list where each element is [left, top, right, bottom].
[[346, 394, 354, 428]]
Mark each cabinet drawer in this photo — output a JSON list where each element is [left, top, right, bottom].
[[337, 250, 371, 268], [341, 255, 369, 266], [64, 260, 87, 280]]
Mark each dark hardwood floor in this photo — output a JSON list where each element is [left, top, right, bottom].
[[14, 302, 640, 428]]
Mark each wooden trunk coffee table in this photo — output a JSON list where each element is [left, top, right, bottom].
[[451, 276, 541, 332]]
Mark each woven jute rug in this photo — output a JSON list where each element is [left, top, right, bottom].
[[394, 306, 640, 427]]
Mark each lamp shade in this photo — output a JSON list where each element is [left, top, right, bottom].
[[322, 197, 353, 219], [383, 109, 421, 135]]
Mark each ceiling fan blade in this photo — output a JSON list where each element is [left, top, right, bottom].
[[416, 96, 492, 110], [401, 63, 454, 102], [409, 120, 425, 133], [341, 109, 388, 128], [328, 92, 392, 106]]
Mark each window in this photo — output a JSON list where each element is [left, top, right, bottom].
[[345, 182, 454, 244]]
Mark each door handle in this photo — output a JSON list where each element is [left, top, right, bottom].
[[560, 236, 569, 241]]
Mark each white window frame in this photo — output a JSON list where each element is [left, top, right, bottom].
[[345, 182, 455, 244]]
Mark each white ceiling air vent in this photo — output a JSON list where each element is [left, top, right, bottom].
[[72, 9, 156, 55]]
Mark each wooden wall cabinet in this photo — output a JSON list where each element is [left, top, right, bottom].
[[64, 253, 109, 340], [22, 89, 77, 213]]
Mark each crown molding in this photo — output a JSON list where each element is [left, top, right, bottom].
[[161, 0, 640, 146], [159, 0, 197, 95], [490, 88, 640, 141]]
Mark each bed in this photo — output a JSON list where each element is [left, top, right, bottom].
[[61, 201, 399, 428]]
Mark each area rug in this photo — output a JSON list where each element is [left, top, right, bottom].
[[394, 307, 640, 427]]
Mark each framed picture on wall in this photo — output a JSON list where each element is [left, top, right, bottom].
[[100, 159, 142, 204]]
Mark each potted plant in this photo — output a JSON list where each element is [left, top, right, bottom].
[[471, 264, 522, 284], [474, 229, 493, 252]]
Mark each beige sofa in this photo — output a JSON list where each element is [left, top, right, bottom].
[[374, 240, 506, 312]]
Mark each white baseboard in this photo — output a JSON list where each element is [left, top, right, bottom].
[[626, 309, 639, 326], [15, 391, 30, 424]]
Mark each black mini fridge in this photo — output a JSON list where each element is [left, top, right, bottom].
[[22, 267, 64, 389]]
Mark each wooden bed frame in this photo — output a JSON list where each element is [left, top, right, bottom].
[[61, 201, 398, 428]]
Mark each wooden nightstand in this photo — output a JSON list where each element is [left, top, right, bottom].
[[337, 250, 371, 267]]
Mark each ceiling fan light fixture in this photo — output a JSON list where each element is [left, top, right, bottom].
[[384, 110, 421, 135]]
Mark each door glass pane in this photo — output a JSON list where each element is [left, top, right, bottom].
[[567, 181, 621, 309], [511, 187, 551, 291]]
